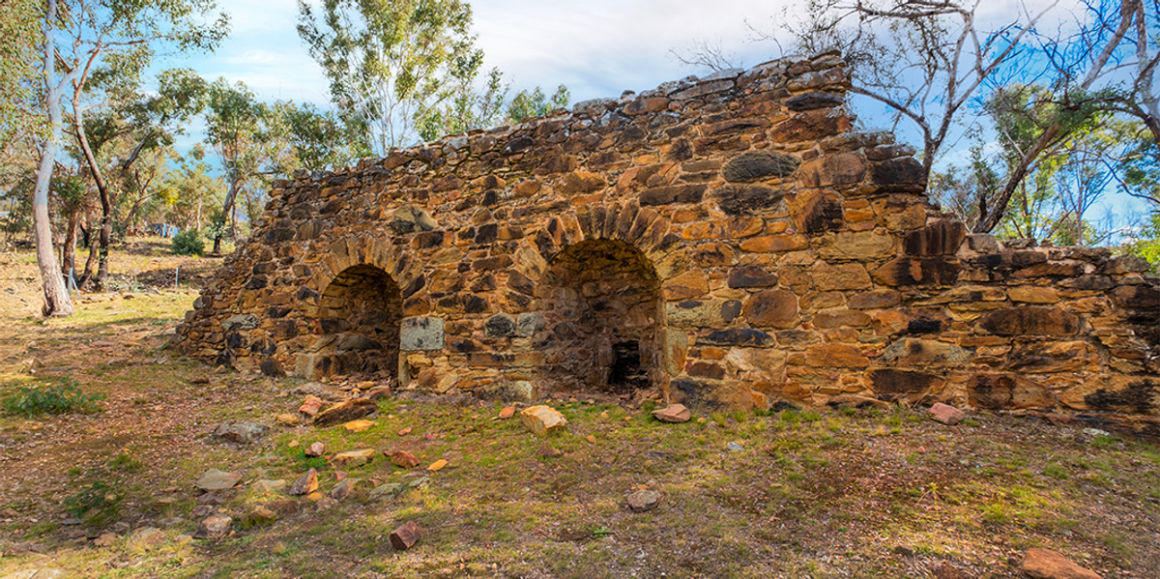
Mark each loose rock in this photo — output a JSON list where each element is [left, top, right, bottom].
[[1021, 548, 1102, 579], [298, 395, 324, 417], [305, 441, 325, 457], [386, 450, 420, 468], [519, 405, 568, 437], [289, 468, 319, 495], [93, 532, 117, 547], [253, 479, 287, 493], [651, 403, 691, 423], [193, 514, 232, 540], [212, 420, 269, 445], [276, 413, 299, 426], [314, 398, 377, 427], [929, 403, 965, 425], [343, 419, 376, 433], [194, 469, 241, 492], [389, 521, 422, 551], [332, 448, 375, 468], [626, 489, 662, 512], [498, 406, 516, 419], [427, 459, 448, 472]]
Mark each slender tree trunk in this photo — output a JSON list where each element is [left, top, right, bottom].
[[31, 0, 74, 317], [213, 178, 240, 254], [61, 210, 79, 276]]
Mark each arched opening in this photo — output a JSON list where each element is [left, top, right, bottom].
[[537, 239, 664, 397], [306, 264, 402, 380]]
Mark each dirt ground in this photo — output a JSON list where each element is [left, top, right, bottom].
[[0, 239, 1156, 579]]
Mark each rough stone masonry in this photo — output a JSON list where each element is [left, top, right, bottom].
[[174, 52, 1160, 432]]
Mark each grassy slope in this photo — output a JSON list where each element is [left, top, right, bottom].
[[0, 241, 1155, 578]]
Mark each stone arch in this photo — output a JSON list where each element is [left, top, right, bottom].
[[295, 263, 404, 380], [524, 202, 688, 283], [534, 237, 667, 398], [302, 234, 421, 318]]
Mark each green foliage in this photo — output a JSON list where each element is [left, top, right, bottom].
[[297, 0, 484, 152], [507, 85, 570, 124], [170, 228, 204, 256], [62, 481, 120, 525], [3, 377, 105, 416], [271, 101, 369, 173]]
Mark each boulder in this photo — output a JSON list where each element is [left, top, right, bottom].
[[929, 403, 965, 425], [519, 405, 568, 437], [651, 404, 691, 423]]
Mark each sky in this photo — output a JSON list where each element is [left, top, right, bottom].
[[152, 0, 1147, 228]]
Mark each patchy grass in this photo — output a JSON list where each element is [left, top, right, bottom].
[[0, 244, 1157, 578]]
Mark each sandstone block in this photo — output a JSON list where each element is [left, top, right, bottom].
[[721, 150, 801, 182], [818, 231, 895, 260], [520, 405, 568, 437], [978, 307, 1079, 336], [332, 449, 375, 468], [743, 289, 799, 328]]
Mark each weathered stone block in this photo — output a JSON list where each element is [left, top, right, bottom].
[[978, 307, 1079, 336], [743, 289, 800, 328], [721, 150, 801, 182], [400, 317, 445, 351]]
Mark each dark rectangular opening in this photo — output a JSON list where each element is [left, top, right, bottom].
[[608, 340, 647, 393]]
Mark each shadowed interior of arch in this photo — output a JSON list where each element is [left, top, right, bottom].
[[307, 264, 403, 380], [537, 239, 664, 397]]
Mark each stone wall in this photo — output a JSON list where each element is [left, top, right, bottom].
[[174, 52, 1160, 429]]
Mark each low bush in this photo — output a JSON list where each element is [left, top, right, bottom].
[[4, 377, 105, 416], [171, 229, 204, 256]]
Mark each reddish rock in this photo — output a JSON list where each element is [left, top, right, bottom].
[[929, 403, 965, 425], [1021, 548, 1101, 579], [386, 450, 420, 469], [389, 521, 422, 551], [298, 395, 324, 417], [651, 404, 691, 423], [498, 406, 516, 419], [289, 468, 319, 495], [742, 289, 799, 328], [305, 441, 325, 457]]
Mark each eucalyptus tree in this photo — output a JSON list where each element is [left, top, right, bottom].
[[297, 0, 485, 153], [203, 79, 269, 254], [270, 101, 369, 174], [31, 0, 228, 314]]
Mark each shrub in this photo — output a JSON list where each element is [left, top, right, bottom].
[[171, 228, 204, 256], [63, 481, 120, 525], [4, 377, 105, 416]]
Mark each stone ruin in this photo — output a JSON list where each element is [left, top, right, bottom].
[[174, 52, 1160, 434]]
